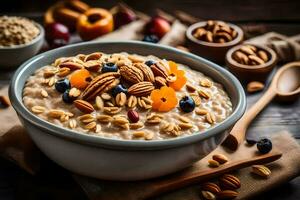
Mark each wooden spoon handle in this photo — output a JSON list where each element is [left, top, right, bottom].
[[143, 152, 282, 199], [223, 87, 277, 151]]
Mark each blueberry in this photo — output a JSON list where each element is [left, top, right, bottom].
[[62, 90, 74, 103], [142, 35, 159, 43], [101, 62, 118, 73], [257, 138, 272, 154], [144, 60, 156, 67], [111, 84, 127, 97], [55, 79, 70, 93], [179, 96, 195, 113]]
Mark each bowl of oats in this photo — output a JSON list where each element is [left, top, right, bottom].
[[0, 16, 44, 68], [10, 41, 246, 181]]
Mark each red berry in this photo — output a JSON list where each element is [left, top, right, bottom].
[[45, 23, 70, 48], [127, 110, 139, 123], [113, 8, 136, 29]]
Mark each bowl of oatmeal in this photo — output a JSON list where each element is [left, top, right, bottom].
[[10, 41, 246, 181], [0, 16, 44, 68]]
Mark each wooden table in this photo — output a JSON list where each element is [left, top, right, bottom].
[[0, 0, 299, 199]]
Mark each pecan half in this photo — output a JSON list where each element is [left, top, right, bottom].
[[219, 174, 241, 190], [119, 65, 144, 83], [201, 182, 221, 194], [81, 72, 120, 101], [150, 62, 169, 78], [217, 190, 238, 199], [133, 63, 155, 83], [74, 100, 95, 113], [128, 81, 155, 97], [154, 76, 167, 88]]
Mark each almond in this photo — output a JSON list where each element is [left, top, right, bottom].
[[195, 108, 208, 115], [43, 69, 57, 78], [186, 83, 197, 92], [84, 60, 101, 72], [212, 154, 228, 164], [258, 50, 269, 62], [201, 182, 221, 194], [74, 100, 94, 113], [233, 51, 249, 65], [84, 52, 102, 61], [69, 88, 81, 98], [120, 65, 144, 83], [248, 55, 265, 65], [59, 61, 83, 70], [217, 190, 238, 199], [31, 105, 45, 114], [219, 174, 241, 190], [247, 81, 264, 93], [208, 159, 220, 168], [201, 191, 216, 200], [240, 45, 256, 55], [128, 81, 155, 97], [58, 67, 71, 77]]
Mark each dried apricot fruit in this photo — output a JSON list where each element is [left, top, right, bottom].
[[150, 86, 177, 112], [167, 61, 187, 91], [70, 69, 91, 89]]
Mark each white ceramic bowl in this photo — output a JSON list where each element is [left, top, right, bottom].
[[9, 41, 246, 181], [0, 22, 44, 68]]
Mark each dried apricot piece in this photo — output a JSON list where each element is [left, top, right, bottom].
[[150, 86, 178, 112], [70, 69, 91, 89], [167, 61, 187, 91]]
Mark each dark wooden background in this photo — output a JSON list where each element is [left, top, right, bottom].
[[0, 0, 300, 200]]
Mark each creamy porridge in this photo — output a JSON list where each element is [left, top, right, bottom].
[[23, 52, 232, 140]]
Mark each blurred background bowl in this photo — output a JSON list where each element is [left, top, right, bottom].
[[226, 43, 278, 83], [0, 22, 44, 69], [186, 21, 244, 64]]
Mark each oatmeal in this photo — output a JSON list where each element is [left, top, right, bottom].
[[22, 52, 232, 140], [0, 16, 40, 47]]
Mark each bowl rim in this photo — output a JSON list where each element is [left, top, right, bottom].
[[226, 43, 278, 70], [0, 22, 44, 50], [186, 21, 244, 48], [9, 41, 246, 150]]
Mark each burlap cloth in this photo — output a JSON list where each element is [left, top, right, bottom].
[[1, 86, 300, 199]]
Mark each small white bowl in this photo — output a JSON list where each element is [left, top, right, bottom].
[[0, 22, 44, 68]]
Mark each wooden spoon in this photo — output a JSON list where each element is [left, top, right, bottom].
[[223, 62, 300, 151], [138, 152, 282, 199]]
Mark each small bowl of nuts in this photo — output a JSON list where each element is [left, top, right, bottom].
[[0, 16, 44, 68], [226, 43, 277, 83], [186, 20, 244, 63]]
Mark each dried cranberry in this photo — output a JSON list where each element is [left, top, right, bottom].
[[127, 110, 139, 123]]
